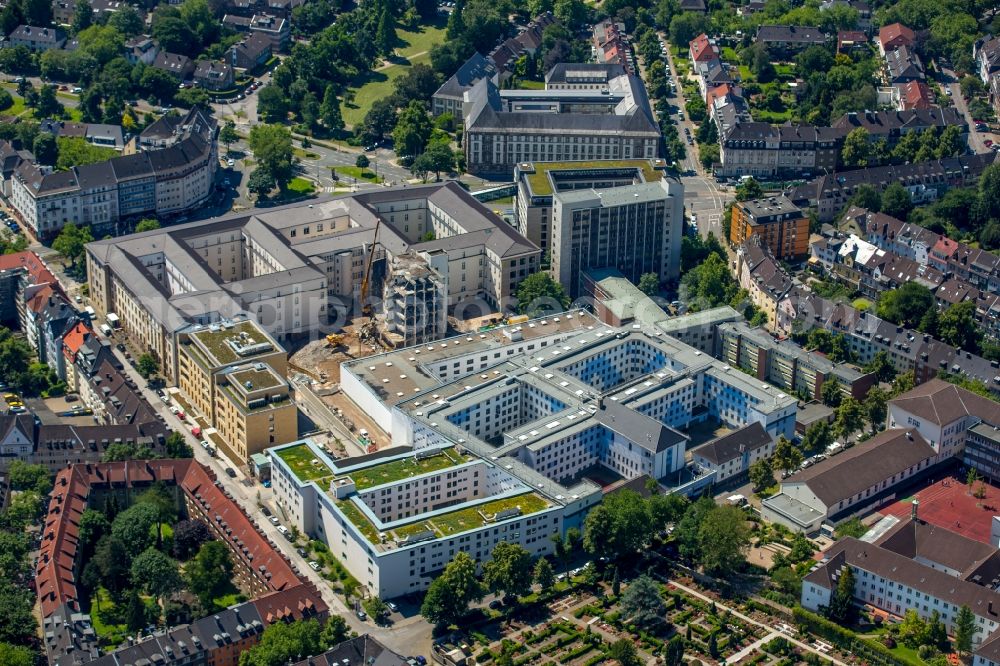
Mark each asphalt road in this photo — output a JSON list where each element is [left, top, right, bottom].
[[938, 66, 999, 154]]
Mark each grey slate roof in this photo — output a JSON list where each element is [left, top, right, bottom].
[[434, 52, 497, 99], [691, 422, 771, 465]]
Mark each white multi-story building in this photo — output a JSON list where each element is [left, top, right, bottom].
[[802, 519, 1000, 662]]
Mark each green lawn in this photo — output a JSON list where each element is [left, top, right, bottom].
[[518, 79, 545, 90], [287, 177, 316, 195], [430, 493, 550, 536], [276, 443, 334, 482], [90, 588, 129, 646], [212, 590, 247, 610], [340, 19, 444, 127], [721, 46, 740, 62], [752, 109, 795, 123], [738, 65, 753, 82], [293, 147, 321, 159], [349, 447, 470, 490], [334, 165, 382, 183]]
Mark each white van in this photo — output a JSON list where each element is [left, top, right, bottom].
[[726, 494, 748, 507], [99, 323, 113, 336]]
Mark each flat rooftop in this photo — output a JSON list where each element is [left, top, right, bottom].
[[738, 195, 802, 222], [228, 366, 283, 391], [274, 442, 335, 483], [520, 160, 665, 196], [186, 320, 276, 368], [336, 491, 552, 550], [341, 447, 472, 491]]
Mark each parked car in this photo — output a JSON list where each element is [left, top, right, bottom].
[[269, 516, 280, 525], [225, 467, 237, 478], [261, 505, 272, 517], [386, 601, 399, 613], [308, 561, 321, 571], [356, 610, 368, 621], [296, 547, 307, 557]]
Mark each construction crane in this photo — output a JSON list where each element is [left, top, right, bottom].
[[358, 217, 381, 347]]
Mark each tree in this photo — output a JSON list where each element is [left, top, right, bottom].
[[8, 460, 51, 494], [376, 9, 396, 55], [320, 615, 348, 648], [136, 353, 159, 378], [412, 142, 455, 180], [863, 386, 889, 431], [355, 154, 370, 170], [219, 120, 238, 154], [239, 618, 324, 666], [125, 588, 147, 632], [748, 457, 773, 492], [955, 604, 976, 656], [111, 501, 159, 558], [186, 540, 234, 609], [826, 564, 855, 624], [360, 98, 397, 143], [247, 168, 274, 199], [173, 519, 211, 559], [52, 222, 94, 266], [516, 272, 570, 317], [152, 15, 197, 55], [583, 489, 651, 560], [77, 508, 109, 558], [165, 431, 192, 458], [938, 301, 981, 353], [840, 127, 870, 168], [131, 546, 182, 599], [735, 177, 763, 201], [483, 542, 533, 600], [863, 350, 896, 382], [33, 132, 58, 166], [681, 252, 739, 310], [319, 85, 344, 133], [108, 6, 143, 36], [892, 370, 916, 396], [665, 636, 684, 666], [637, 272, 659, 296], [820, 376, 842, 408], [71, 0, 93, 33], [533, 557, 555, 591], [608, 639, 641, 666], [877, 282, 934, 329], [880, 182, 912, 220], [256, 84, 289, 123], [772, 435, 803, 476], [698, 505, 751, 575], [851, 184, 882, 212], [833, 397, 865, 439], [248, 124, 294, 190], [619, 574, 667, 628], [420, 551, 484, 626], [0, 642, 35, 666], [135, 218, 161, 233], [392, 101, 432, 157]]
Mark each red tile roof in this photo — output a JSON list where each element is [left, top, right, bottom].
[[689, 33, 719, 62], [0, 250, 57, 287], [899, 81, 932, 110], [879, 23, 915, 51], [61, 321, 92, 359]]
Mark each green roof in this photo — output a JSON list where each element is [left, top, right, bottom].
[[347, 447, 471, 490], [275, 443, 334, 483], [229, 367, 282, 391], [188, 321, 273, 367], [525, 160, 664, 196]]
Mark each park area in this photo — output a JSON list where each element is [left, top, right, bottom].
[[340, 18, 447, 128]]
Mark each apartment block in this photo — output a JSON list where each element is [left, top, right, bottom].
[[550, 179, 683, 297], [214, 363, 296, 462], [513, 159, 668, 256], [462, 64, 660, 177], [11, 108, 216, 240], [382, 252, 447, 348], [690, 422, 774, 484], [717, 321, 875, 402], [730, 196, 809, 259], [802, 521, 1000, 661]]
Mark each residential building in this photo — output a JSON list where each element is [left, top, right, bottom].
[[550, 179, 683, 297], [755, 25, 826, 54], [837, 30, 867, 53], [513, 159, 668, 256], [38, 460, 328, 665], [193, 60, 234, 90], [716, 321, 876, 402], [0, 250, 60, 331], [85, 182, 540, 375], [895, 81, 934, 110], [592, 19, 633, 72], [11, 107, 217, 240], [153, 51, 195, 79], [730, 196, 809, 259], [718, 122, 841, 179], [290, 636, 407, 666], [885, 45, 925, 84], [762, 428, 939, 533], [690, 422, 774, 484], [223, 13, 289, 50], [975, 36, 1000, 86], [878, 23, 916, 56], [124, 37, 159, 65], [8, 25, 65, 51], [831, 108, 966, 146], [735, 240, 795, 330], [786, 153, 998, 221], [461, 63, 660, 177], [432, 53, 498, 118], [40, 120, 125, 151], [487, 12, 555, 78], [802, 521, 1000, 659], [689, 33, 719, 64], [230, 32, 272, 70]]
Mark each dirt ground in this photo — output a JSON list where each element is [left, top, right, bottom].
[[746, 542, 790, 570], [289, 319, 380, 386]]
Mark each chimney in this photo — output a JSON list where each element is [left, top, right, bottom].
[[911, 499, 919, 521]]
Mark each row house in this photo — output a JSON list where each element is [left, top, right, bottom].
[[754, 25, 827, 55]]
